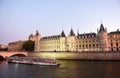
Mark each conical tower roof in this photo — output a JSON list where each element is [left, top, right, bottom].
[[99, 23, 105, 32], [77, 29, 79, 36], [61, 30, 66, 37], [35, 30, 40, 36], [69, 28, 75, 36]]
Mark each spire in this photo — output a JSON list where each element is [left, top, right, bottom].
[[36, 30, 40, 36], [77, 29, 79, 36], [99, 23, 105, 32], [61, 30, 66, 37], [69, 28, 75, 36]]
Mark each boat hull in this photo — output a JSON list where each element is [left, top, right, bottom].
[[7, 57, 60, 66]]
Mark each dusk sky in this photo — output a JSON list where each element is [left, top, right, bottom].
[[0, 0, 120, 45]]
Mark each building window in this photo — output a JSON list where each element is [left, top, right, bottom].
[[76, 45, 78, 48], [79, 45, 81, 48], [89, 44, 91, 48], [97, 44, 98, 47], [93, 44, 95, 48], [83, 45, 84, 48], [111, 48, 113, 51], [117, 48, 119, 51], [111, 43, 113, 47], [116, 43, 118, 47], [86, 45, 88, 48]]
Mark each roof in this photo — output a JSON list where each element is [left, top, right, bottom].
[[99, 23, 105, 32], [41, 30, 66, 40], [69, 29, 75, 36], [41, 35, 61, 40], [35, 30, 40, 36], [109, 29, 120, 34], [61, 30, 66, 37], [77, 32, 97, 38], [29, 34, 34, 38]]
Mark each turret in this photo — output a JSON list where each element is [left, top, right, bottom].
[[77, 29, 79, 36], [69, 28, 75, 36], [66, 28, 76, 52], [60, 30, 66, 51], [61, 30, 66, 37], [98, 23, 109, 51], [34, 30, 41, 52], [28, 34, 35, 41]]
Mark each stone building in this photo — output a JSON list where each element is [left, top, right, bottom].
[[108, 29, 120, 51], [76, 32, 99, 52], [0, 44, 7, 49], [8, 41, 25, 51], [30, 23, 120, 52], [0, 44, 8, 51], [39, 30, 66, 52]]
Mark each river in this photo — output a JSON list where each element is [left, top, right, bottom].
[[0, 60, 120, 78]]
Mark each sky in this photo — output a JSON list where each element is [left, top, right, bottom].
[[0, 0, 120, 45]]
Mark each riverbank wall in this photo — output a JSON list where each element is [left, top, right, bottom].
[[28, 52, 120, 60]]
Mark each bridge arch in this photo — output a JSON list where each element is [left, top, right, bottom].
[[0, 52, 28, 59], [10, 54, 27, 57], [0, 55, 5, 60]]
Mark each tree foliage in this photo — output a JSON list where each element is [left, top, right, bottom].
[[22, 40, 35, 51], [0, 48, 8, 51]]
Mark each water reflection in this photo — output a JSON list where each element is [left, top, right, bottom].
[[0, 60, 120, 78]]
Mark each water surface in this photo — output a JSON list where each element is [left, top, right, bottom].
[[0, 60, 120, 78]]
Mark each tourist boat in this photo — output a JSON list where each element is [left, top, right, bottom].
[[7, 57, 60, 66]]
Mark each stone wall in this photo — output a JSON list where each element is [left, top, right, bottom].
[[28, 52, 120, 60]]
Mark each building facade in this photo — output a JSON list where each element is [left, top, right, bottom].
[[8, 41, 25, 51], [30, 24, 120, 52], [0, 44, 8, 51]]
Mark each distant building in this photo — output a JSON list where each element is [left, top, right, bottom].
[[0, 44, 7, 49], [28, 34, 35, 41], [0, 44, 8, 51], [31, 23, 120, 52], [8, 41, 25, 51]]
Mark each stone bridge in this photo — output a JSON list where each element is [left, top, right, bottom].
[[0, 51, 28, 59]]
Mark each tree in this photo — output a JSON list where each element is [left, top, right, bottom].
[[22, 40, 35, 51], [0, 48, 8, 51]]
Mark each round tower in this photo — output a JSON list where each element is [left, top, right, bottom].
[[34, 30, 41, 52], [98, 24, 109, 52], [28, 34, 35, 41]]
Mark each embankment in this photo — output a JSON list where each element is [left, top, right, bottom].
[[28, 52, 120, 60]]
